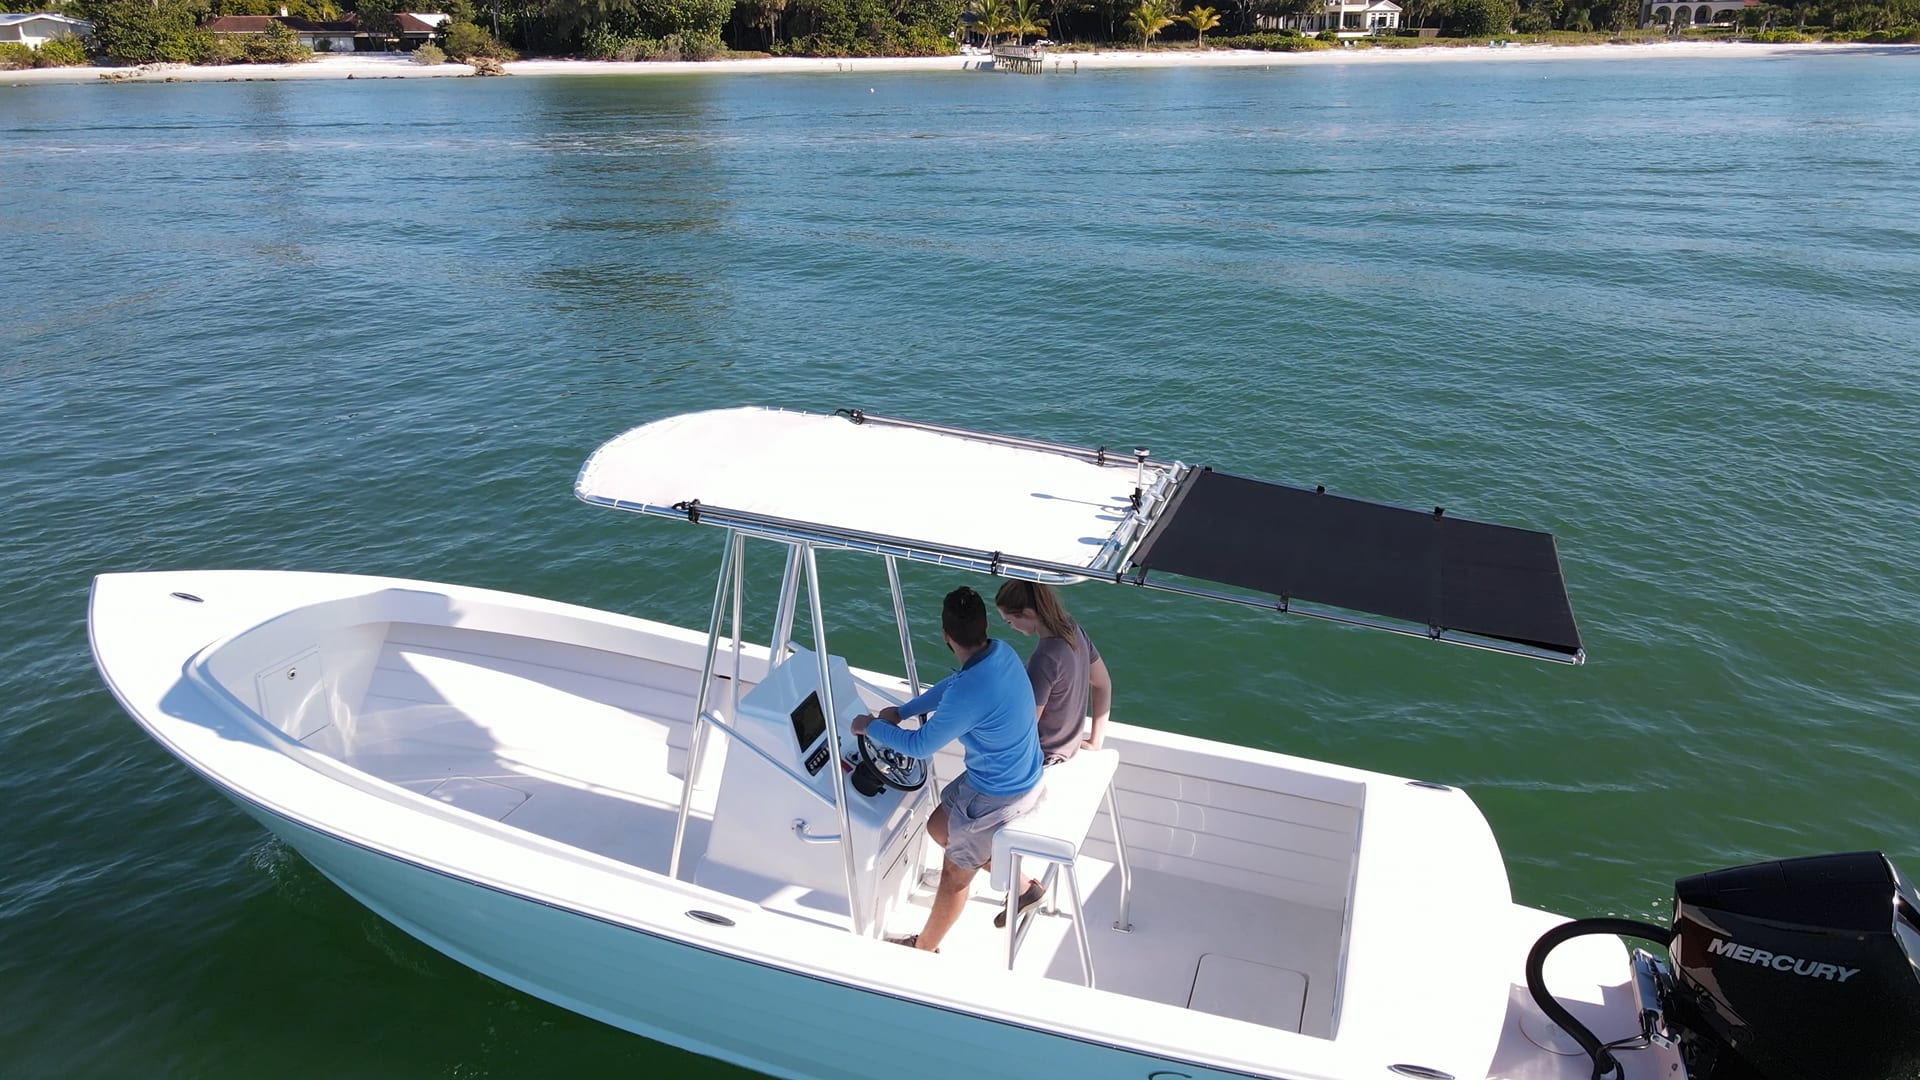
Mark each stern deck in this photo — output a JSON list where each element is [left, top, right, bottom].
[[887, 859, 1344, 1036]]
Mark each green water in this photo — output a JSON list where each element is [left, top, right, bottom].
[[4, 55, 1919, 1077]]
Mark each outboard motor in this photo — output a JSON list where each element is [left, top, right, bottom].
[[1664, 851, 1920, 1080], [1526, 851, 1920, 1080]]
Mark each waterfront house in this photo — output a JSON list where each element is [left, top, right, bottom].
[[395, 13, 450, 48], [1260, 0, 1403, 36], [0, 12, 94, 47], [205, 12, 360, 52], [1641, 0, 1751, 26], [204, 10, 449, 51]]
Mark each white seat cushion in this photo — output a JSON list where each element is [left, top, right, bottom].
[[989, 748, 1119, 891]]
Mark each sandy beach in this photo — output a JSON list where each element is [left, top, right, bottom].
[[4, 40, 1914, 86]]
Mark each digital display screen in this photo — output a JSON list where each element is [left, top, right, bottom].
[[789, 691, 827, 752]]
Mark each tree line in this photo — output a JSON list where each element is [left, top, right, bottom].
[[27, 0, 1920, 65]]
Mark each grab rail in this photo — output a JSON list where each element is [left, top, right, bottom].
[[792, 820, 840, 844], [835, 409, 1178, 471]]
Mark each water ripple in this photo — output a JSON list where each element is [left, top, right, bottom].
[[4, 52, 1920, 1075]]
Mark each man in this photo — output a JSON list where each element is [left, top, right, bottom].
[[852, 586, 1044, 952]]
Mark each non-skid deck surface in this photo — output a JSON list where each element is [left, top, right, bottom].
[[300, 635, 718, 871], [885, 859, 1343, 1037]]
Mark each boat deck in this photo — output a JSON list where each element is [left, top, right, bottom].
[[295, 622, 1342, 1036], [886, 858, 1342, 1035], [300, 625, 721, 869]]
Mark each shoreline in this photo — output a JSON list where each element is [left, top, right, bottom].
[[5, 41, 1916, 86]]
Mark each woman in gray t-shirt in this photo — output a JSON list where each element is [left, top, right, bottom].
[[993, 580, 1113, 764]]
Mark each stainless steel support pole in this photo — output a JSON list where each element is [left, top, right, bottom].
[[695, 710, 834, 806], [1066, 863, 1095, 988], [887, 554, 942, 822], [1005, 852, 1022, 970], [728, 532, 745, 750], [884, 554, 921, 697], [805, 544, 868, 936], [771, 543, 801, 658], [1105, 783, 1134, 933], [669, 530, 736, 882]]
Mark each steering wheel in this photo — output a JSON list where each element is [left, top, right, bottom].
[[856, 730, 928, 792]]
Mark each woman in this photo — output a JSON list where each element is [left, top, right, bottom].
[[992, 580, 1113, 765], [989, 579, 1114, 928]]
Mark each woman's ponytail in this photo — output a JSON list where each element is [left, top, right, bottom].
[[994, 579, 1080, 650]]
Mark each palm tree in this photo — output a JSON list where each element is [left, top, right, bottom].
[[972, 0, 1012, 47], [1273, 0, 1324, 32], [1009, 0, 1050, 43], [749, 0, 788, 48], [1127, 0, 1175, 46], [1181, 3, 1221, 44], [1397, 0, 1439, 31]]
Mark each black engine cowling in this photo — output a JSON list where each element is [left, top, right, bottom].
[[1666, 851, 1920, 1080]]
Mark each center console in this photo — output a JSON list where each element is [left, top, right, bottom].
[[696, 648, 932, 929]]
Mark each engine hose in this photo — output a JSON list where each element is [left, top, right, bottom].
[[1524, 917, 1674, 1080]]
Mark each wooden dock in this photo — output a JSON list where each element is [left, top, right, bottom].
[[991, 44, 1046, 74]]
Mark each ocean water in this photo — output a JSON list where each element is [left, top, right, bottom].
[[4, 52, 1919, 1077]]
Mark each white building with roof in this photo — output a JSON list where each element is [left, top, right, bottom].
[[1641, 0, 1750, 26], [1261, 0, 1403, 36], [0, 12, 94, 47]]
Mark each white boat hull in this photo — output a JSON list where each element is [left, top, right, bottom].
[[91, 569, 1680, 1080], [243, 801, 1256, 1080]]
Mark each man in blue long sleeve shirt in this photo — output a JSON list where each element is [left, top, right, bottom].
[[853, 586, 1044, 951]]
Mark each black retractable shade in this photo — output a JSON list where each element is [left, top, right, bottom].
[[1129, 469, 1583, 658]]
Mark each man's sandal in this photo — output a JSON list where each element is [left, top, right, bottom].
[[993, 880, 1048, 929]]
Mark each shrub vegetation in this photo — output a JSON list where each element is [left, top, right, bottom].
[[443, 20, 516, 60], [1447, 0, 1517, 36], [768, 0, 959, 56], [247, 21, 313, 61], [34, 36, 92, 66], [78, 0, 213, 64], [1206, 30, 1329, 49], [198, 21, 312, 62]]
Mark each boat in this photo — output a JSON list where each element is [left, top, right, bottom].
[[89, 406, 1920, 1080]]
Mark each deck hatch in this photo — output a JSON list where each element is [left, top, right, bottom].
[[426, 776, 531, 821], [256, 647, 332, 741], [1187, 953, 1308, 1032]]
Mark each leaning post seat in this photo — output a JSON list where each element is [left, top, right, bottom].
[[988, 747, 1133, 987]]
